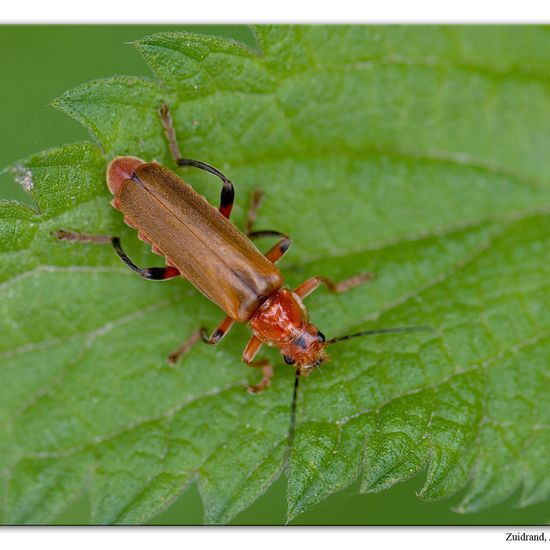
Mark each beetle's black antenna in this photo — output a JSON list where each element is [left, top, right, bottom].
[[289, 370, 300, 446], [327, 325, 433, 344], [284, 369, 301, 467]]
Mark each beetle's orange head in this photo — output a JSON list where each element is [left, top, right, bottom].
[[279, 323, 328, 376]]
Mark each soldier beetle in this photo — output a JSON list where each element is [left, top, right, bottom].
[[54, 102, 428, 440]]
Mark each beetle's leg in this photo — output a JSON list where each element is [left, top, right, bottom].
[[246, 361, 274, 394], [53, 229, 113, 244], [248, 231, 291, 265], [167, 328, 202, 365], [168, 316, 234, 364], [159, 101, 182, 164], [54, 230, 180, 280], [294, 273, 374, 299], [159, 101, 235, 219], [246, 188, 264, 234], [177, 159, 235, 219], [244, 191, 291, 265], [242, 336, 274, 394], [111, 238, 180, 280], [200, 315, 235, 345]]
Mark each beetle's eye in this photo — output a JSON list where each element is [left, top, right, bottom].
[[317, 331, 326, 342], [283, 355, 295, 365]]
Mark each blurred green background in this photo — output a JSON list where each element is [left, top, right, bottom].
[[1, 25, 548, 525]]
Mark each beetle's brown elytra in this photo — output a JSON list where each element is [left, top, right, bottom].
[[54, 101, 430, 428]]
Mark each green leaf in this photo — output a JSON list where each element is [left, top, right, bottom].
[[1, 25, 550, 525]]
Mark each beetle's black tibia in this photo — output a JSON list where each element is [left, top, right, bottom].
[[111, 237, 180, 280], [248, 231, 292, 265], [159, 101, 235, 219], [177, 158, 235, 219], [168, 318, 234, 371], [200, 315, 235, 345], [53, 230, 180, 281]]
